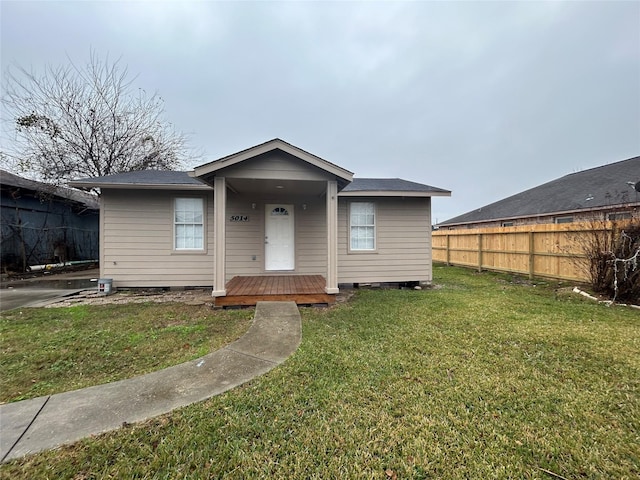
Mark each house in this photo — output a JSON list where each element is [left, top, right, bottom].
[[1, 169, 99, 273], [70, 139, 450, 305], [439, 156, 640, 229]]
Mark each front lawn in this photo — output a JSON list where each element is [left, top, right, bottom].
[[1, 266, 638, 479], [0, 303, 253, 403]]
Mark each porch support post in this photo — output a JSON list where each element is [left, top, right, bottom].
[[325, 180, 339, 294], [212, 176, 227, 297]]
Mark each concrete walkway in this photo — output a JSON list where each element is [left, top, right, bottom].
[[0, 301, 301, 463]]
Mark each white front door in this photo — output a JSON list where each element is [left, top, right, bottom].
[[265, 204, 295, 271]]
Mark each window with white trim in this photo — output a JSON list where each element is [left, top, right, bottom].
[[350, 202, 376, 251], [174, 197, 204, 250]]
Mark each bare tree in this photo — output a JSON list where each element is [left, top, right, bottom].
[[570, 214, 640, 303], [608, 223, 640, 302], [2, 52, 195, 186]]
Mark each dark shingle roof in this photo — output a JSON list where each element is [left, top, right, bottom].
[[70, 171, 451, 196], [1, 169, 99, 209], [69, 170, 209, 189], [440, 156, 640, 226], [342, 178, 451, 195]]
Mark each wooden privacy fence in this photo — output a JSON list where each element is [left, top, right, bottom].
[[432, 223, 619, 283]]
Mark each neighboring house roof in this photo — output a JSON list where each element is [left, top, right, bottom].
[[440, 156, 640, 226], [192, 138, 354, 188], [341, 178, 451, 197], [1, 169, 100, 209], [69, 170, 212, 191]]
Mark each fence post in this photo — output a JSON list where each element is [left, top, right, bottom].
[[528, 231, 535, 280], [446, 234, 451, 265], [477, 233, 483, 272]]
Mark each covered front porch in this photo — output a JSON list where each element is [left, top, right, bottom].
[[190, 140, 353, 301], [214, 275, 336, 307]]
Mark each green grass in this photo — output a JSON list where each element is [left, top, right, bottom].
[[0, 303, 253, 403], [1, 266, 638, 479]]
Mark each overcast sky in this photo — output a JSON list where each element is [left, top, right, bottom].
[[1, 1, 638, 222]]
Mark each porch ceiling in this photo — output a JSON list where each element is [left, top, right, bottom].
[[226, 178, 327, 197]]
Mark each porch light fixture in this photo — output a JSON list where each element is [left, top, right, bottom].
[[251, 203, 256, 209], [302, 204, 307, 210]]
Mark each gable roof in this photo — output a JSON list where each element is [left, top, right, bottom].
[[440, 156, 640, 226], [340, 178, 451, 197], [1, 169, 100, 209], [67, 139, 452, 198], [69, 170, 212, 190], [191, 138, 354, 188]]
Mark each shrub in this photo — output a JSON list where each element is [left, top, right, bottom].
[[580, 217, 639, 303]]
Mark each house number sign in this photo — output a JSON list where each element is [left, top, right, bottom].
[[230, 215, 249, 222]]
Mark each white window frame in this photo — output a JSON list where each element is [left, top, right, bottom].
[[349, 201, 377, 252], [173, 197, 205, 252], [555, 216, 574, 224]]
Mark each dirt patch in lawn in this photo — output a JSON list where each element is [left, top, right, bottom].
[[48, 288, 218, 308], [49, 286, 360, 308]]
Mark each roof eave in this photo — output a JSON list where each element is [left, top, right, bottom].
[[339, 190, 451, 197], [68, 181, 213, 191], [440, 202, 640, 226]]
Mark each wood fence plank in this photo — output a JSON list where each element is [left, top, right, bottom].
[[433, 222, 626, 282]]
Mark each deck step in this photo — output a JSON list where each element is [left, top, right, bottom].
[[215, 275, 335, 307]]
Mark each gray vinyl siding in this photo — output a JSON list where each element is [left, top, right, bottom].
[[221, 151, 333, 181], [225, 194, 327, 281], [101, 189, 215, 287], [225, 194, 264, 279], [337, 197, 432, 284], [295, 199, 327, 275], [100, 188, 432, 288]]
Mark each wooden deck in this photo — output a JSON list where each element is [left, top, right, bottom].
[[215, 275, 335, 307]]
